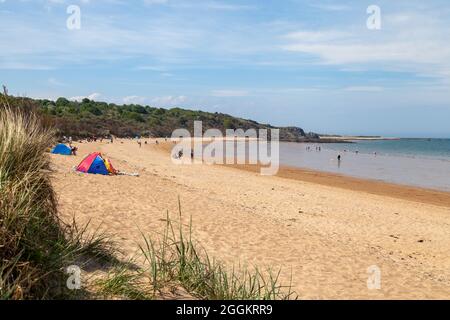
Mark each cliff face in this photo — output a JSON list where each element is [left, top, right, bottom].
[[1, 94, 313, 142], [279, 126, 306, 141]]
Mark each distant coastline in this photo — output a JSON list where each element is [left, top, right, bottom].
[[319, 135, 400, 141]]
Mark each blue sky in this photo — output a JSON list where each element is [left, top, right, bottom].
[[1, 0, 450, 137]]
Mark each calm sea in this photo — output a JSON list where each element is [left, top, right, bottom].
[[279, 139, 450, 191], [323, 139, 450, 160]]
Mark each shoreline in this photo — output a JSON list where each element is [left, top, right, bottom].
[[154, 140, 450, 208]]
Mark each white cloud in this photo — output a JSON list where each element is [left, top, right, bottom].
[[281, 12, 450, 82], [88, 93, 102, 100], [282, 25, 450, 64], [2, 0, 450, 101], [0, 8, 204, 67], [70, 92, 102, 101]]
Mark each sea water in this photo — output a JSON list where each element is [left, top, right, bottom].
[[279, 139, 450, 191]]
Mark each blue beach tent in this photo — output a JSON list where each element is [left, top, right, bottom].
[[52, 144, 72, 155]]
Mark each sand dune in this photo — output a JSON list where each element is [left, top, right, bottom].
[[50, 139, 450, 299]]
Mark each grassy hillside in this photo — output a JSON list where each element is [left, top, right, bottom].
[[1, 94, 318, 141]]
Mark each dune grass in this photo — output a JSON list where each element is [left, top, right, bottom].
[[97, 205, 296, 300], [0, 94, 115, 299], [96, 265, 152, 300], [137, 200, 296, 300]]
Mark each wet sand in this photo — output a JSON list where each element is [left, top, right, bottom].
[[51, 139, 450, 299], [232, 164, 450, 208]]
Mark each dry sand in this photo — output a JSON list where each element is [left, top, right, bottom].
[[51, 139, 450, 299]]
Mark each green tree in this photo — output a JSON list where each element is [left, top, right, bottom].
[[223, 118, 235, 129], [56, 97, 70, 107]]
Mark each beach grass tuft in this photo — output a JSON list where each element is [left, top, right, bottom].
[[138, 200, 297, 300], [96, 266, 152, 300]]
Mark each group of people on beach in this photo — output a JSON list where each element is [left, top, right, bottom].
[[137, 138, 164, 148], [64, 134, 114, 145], [306, 144, 345, 164]]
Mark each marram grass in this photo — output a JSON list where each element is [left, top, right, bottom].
[[0, 96, 114, 299], [98, 207, 296, 300], [138, 201, 297, 300]]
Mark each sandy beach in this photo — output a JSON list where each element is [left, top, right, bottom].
[[50, 139, 450, 299]]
